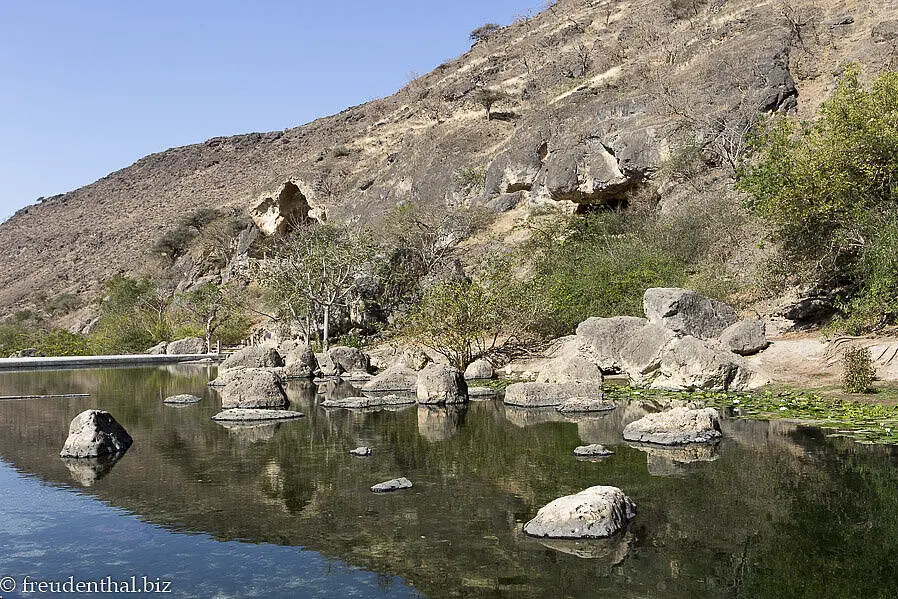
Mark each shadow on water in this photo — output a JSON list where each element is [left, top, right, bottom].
[[0, 367, 897, 598]]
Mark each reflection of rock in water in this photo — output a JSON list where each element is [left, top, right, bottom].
[[417, 406, 465, 442], [61, 453, 124, 487], [723, 418, 810, 458], [283, 380, 317, 407], [576, 402, 653, 445], [504, 406, 571, 428], [631, 442, 720, 477], [163, 363, 216, 378], [538, 530, 633, 566], [314, 379, 364, 401], [214, 420, 280, 443]]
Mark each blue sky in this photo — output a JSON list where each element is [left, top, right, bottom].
[[0, 1, 540, 221]]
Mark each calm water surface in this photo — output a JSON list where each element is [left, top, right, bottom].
[[0, 366, 896, 599]]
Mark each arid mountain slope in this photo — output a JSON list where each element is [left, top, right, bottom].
[[0, 0, 895, 326]]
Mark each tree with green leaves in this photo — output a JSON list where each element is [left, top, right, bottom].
[[177, 282, 249, 352], [738, 67, 898, 331], [402, 256, 536, 369], [257, 222, 374, 350]]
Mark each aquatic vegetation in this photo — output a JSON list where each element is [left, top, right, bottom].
[[606, 385, 898, 446]]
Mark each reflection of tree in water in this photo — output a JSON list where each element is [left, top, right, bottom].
[[0, 368, 897, 597]]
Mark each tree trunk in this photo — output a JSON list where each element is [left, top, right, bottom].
[[322, 305, 331, 352]]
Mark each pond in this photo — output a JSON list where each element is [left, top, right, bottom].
[[0, 366, 896, 598]]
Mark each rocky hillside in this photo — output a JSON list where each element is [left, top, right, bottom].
[[1, 0, 895, 329]]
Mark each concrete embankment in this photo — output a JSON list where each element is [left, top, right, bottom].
[[0, 354, 223, 371]]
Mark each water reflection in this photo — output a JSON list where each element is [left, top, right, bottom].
[[0, 367, 897, 598], [60, 452, 126, 487]]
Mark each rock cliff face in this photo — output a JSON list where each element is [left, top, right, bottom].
[[0, 0, 895, 322]]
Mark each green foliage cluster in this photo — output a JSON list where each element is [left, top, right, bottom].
[[842, 346, 876, 393], [739, 67, 898, 333], [153, 207, 224, 260], [0, 310, 92, 357], [452, 165, 487, 192], [525, 211, 688, 337], [90, 275, 250, 355], [469, 23, 501, 42], [403, 268, 525, 370]]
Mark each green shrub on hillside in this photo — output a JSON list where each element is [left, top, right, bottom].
[[527, 212, 687, 336], [739, 67, 898, 332]]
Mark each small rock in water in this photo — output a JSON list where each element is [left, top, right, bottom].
[[350, 446, 372, 456], [163, 394, 202, 405], [211, 409, 304, 422], [573, 444, 614, 458], [371, 477, 413, 493]]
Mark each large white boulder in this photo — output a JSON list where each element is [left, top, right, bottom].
[[219, 346, 284, 372], [504, 382, 603, 408], [643, 288, 737, 339], [575, 316, 648, 372], [622, 407, 722, 445], [416, 364, 468, 404], [719, 318, 769, 356], [524, 486, 636, 539], [362, 365, 418, 392], [166, 337, 206, 355], [651, 336, 755, 392], [218, 368, 288, 409], [464, 358, 495, 380], [328, 346, 371, 374]]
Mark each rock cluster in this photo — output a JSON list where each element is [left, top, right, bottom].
[[566, 288, 768, 392]]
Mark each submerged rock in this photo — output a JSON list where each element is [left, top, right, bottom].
[[573, 444, 615, 457], [622, 407, 722, 445], [557, 397, 615, 413], [321, 395, 415, 409], [60, 410, 133, 458], [524, 486, 636, 539], [504, 382, 603, 407], [163, 394, 202, 405], [417, 364, 468, 404], [468, 386, 497, 399], [211, 408, 304, 422], [371, 477, 413, 493]]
